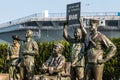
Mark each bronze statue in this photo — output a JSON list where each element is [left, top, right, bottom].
[[85, 19, 117, 80], [7, 35, 20, 80], [20, 30, 39, 80], [63, 19, 87, 80], [39, 43, 68, 80]]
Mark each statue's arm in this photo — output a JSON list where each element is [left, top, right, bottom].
[[102, 35, 117, 62], [63, 22, 71, 41], [32, 40, 39, 55], [97, 34, 117, 64], [71, 56, 78, 66], [40, 63, 49, 73], [79, 43, 85, 60], [41, 63, 49, 71], [42, 56, 52, 70], [54, 56, 66, 73], [72, 44, 85, 66], [79, 18, 87, 42], [19, 45, 23, 59], [10, 55, 19, 59], [40, 56, 53, 73], [7, 46, 20, 60], [7, 47, 11, 60]]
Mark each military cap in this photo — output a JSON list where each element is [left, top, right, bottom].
[[89, 19, 99, 24], [12, 35, 20, 41], [54, 43, 64, 50]]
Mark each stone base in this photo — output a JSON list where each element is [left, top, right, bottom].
[[0, 73, 9, 80], [0, 74, 40, 80]]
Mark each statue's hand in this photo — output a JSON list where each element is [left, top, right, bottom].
[[49, 67, 54, 74], [72, 59, 78, 67], [6, 56, 10, 61], [22, 50, 28, 54], [40, 67, 48, 73], [79, 18, 82, 24], [97, 59, 105, 64], [71, 63, 75, 67], [22, 50, 34, 55]]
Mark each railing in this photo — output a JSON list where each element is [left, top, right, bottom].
[[81, 12, 118, 16], [0, 12, 119, 28]]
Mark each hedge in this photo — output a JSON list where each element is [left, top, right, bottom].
[[0, 39, 120, 79], [0, 43, 8, 73]]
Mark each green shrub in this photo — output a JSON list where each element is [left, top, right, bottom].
[[0, 43, 8, 73], [103, 38, 120, 79]]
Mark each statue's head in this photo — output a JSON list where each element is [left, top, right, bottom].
[[12, 35, 20, 44], [89, 19, 99, 33], [25, 29, 33, 38], [52, 43, 64, 55], [74, 28, 82, 39]]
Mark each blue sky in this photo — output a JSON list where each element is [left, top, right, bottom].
[[0, 0, 120, 24]]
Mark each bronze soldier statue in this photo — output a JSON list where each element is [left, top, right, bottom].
[[20, 30, 39, 80], [63, 19, 87, 80], [39, 43, 67, 80], [85, 19, 117, 80], [7, 35, 20, 80]]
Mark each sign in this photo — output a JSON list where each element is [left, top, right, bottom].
[[67, 2, 81, 26]]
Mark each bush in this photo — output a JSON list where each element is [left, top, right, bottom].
[[103, 38, 120, 79], [0, 43, 8, 73]]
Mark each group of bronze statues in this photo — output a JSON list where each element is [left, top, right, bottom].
[[7, 19, 117, 80], [7, 30, 39, 80]]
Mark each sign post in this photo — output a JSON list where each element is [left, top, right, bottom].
[[67, 2, 81, 26]]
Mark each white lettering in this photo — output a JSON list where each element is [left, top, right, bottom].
[[69, 14, 78, 20]]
